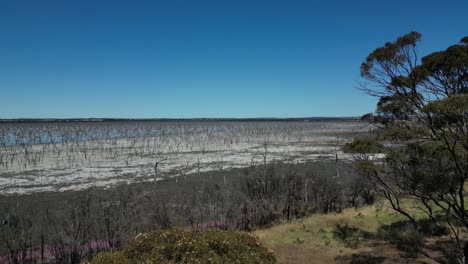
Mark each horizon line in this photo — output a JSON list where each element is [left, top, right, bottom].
[[0, 116, 364, 123]]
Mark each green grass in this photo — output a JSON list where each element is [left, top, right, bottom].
[[254, 198, 453, 264]]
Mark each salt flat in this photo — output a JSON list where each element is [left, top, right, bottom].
[[0, 120, 372, 194]]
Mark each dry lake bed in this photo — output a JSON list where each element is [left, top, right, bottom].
[[0, 120, 372, 194]]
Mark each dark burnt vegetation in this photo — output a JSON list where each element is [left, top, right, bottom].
[[0, 160, 371, 263]]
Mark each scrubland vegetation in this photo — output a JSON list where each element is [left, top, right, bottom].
[[89, 229, 276, 264], [255, 198, 457, 263], [0, 161, 368, 263]]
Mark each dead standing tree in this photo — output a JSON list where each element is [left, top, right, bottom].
[[154, 157, 167, 181]]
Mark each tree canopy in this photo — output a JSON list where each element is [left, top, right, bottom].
[[345, 32, 468, 262]]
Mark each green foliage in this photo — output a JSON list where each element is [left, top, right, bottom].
[[418, 43, 468, 95], [332, 224, 370, 248], [353, 31, 468, 260], [377, 127, 429, 141], [90, 229, 277, 264], [416, 218, 449, 237], [385, 142, 460, 195], [318, 228, 332, 246], [343, 137, 383, 154], [376, 94, 415, 121], [377, 222, 424, 256], [361, 31, 421, 79], [353, 160, 377, 178], [423, 94, 468, 128], [360, 113, 374, 122], [461, 36, 468, 45]]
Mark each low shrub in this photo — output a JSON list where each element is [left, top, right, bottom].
[[417, 219, 449, 237], [90, 229, 277, 264], [377, 222, 424, 256], [333, 224, 371, 248]]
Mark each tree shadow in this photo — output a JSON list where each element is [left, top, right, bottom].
[[334, 217, 452, 262], [336, 253, 385, 264], [375, 218, 449, 257], [333, 224, 373, 248], [425, 239, 460, 264]]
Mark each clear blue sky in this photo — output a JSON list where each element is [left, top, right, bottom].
[[1, 0, 466, 118]]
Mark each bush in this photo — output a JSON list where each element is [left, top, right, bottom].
[[90, 229, 277, 264], [417, 219, 449, 237], [333, 224, 371, 248], [377, 222, 424, 256]]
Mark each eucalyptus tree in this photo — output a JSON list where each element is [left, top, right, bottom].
[[344, 32, 468, 261]]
